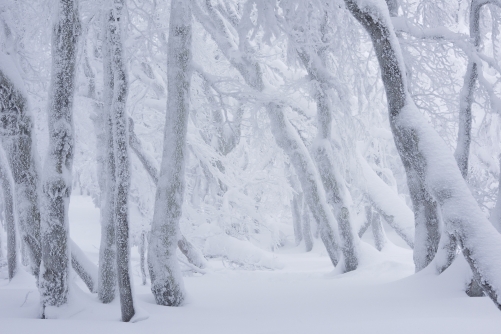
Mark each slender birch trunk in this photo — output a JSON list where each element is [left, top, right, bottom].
[[39, 0, 80, 313], [108, 0, 135, 321], [148, 0, 192, 306], [344, 0, 501, 309]]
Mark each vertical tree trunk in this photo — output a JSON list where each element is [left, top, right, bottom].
[[302, 203, 314, 252], [291, 195, 303, 245], [148, 0, 192, 306], [0, 145, 17, 280], [108, 0, 135, 322], [0, 58, 42, 279], [287, 169, 303, 246], [129, 117, 207, 269], [366, 206, 386, 251], [139, 231, 147, 285], [97, 8, 117, 305], [39, 0, 80, 314]]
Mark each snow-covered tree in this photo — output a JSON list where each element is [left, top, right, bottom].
[[39, 0, 80, 314]]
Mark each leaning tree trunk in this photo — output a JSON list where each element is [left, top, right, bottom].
[[108, 0, 135, 322], [147, 0, 192, 306], [344, 0, 501, 309], [0, 145, 17, 280], [97, 9, 118, 304], [383, 0, 440, 272], [39, 0, 80, 315], [0, 56, 42, 279]]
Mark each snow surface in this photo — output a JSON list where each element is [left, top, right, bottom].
[[1, 196, 500, 333]]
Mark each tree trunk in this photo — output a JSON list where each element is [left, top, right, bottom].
[[291, 195, 303, 246], [0, 56, 42, 279], [97, 9, 117, 304], [345, 0, 501, 309], [129, 117, 207, 269], [366, 206, 386, 251], [148, 0, 192, 306], [108, 0, 135, 321], [139, 231, 147, 285], [302, 203, 314, 252], [0, 145, 17, 280], [39, 0, 80, 314]]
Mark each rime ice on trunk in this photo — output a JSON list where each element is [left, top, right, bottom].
[[0, 145, 17, 280], [0, 60, 42, 279], [39, 0, 80, 313], [97, 9, 117, 305], [108, 0, 135, 321], [147, 0, 192, 306], [345, 0, 501, 309]]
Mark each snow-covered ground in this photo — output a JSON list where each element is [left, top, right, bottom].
[[0, 196, 500, 333]]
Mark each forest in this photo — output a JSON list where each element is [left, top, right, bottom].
[[1, 0, 501, 332]]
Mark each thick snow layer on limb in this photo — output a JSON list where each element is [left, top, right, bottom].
[[357, 149, 414, 248], [398, 101, 501, 307]]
